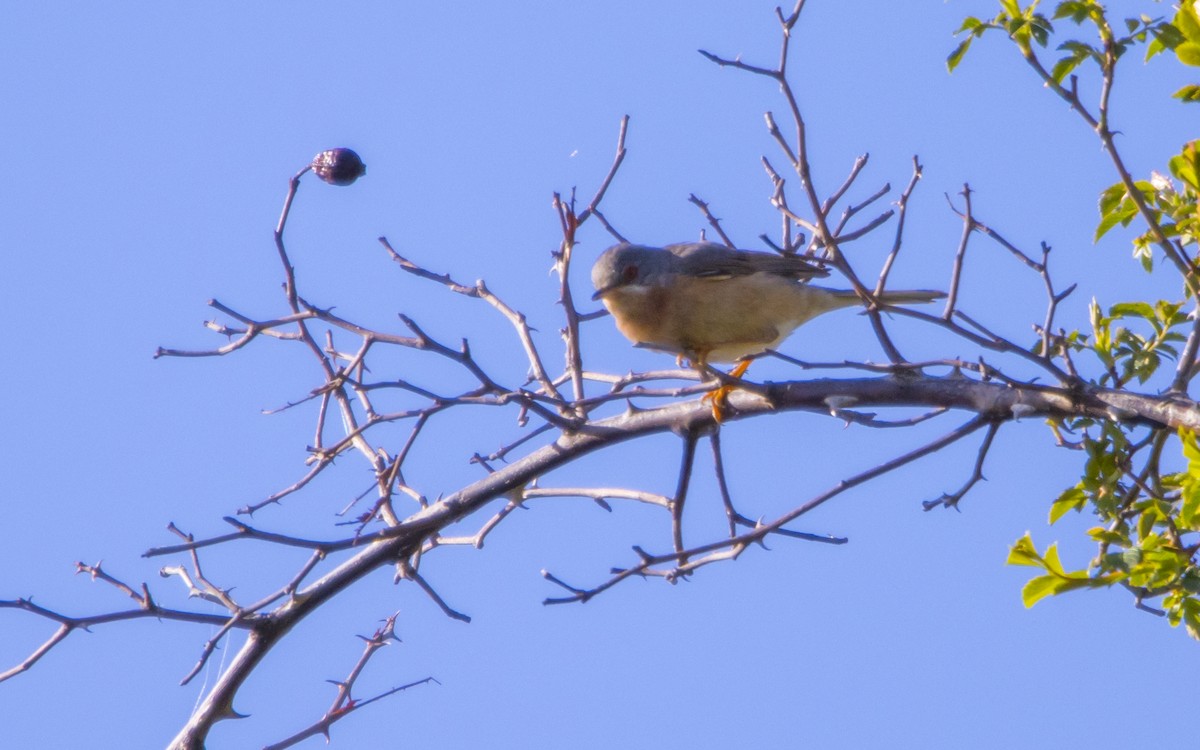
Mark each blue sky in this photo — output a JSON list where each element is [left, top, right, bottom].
[[2, 2, 1196, 748]]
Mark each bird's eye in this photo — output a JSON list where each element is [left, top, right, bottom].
[[620, 265, 638, 284]]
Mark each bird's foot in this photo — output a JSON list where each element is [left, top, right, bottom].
[[701, 360, 752, 423]]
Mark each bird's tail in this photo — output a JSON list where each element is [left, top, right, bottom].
[[878, 289, 945, 305], [825, 289, 945, 306]]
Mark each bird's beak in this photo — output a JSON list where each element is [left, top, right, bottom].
[[591, 285, 615, 301]]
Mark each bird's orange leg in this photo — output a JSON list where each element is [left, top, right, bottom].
[[702, 359, 752, 422]]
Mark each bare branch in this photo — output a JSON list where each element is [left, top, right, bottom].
[[262, 612, 436, 750], [923, 420, 1002, 510], [688, 193, 736, 247]]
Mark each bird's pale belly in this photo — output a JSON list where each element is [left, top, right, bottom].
[[602, 275, 843, 362]]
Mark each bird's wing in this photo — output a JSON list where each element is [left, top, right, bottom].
[[663, 242, 829, 281]]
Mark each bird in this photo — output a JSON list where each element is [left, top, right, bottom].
[[591, 241, 944, 415]]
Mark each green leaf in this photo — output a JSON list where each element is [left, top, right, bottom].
[[1179, 41, 1200, 67], [1050, 485, 1087, 523], [1110, 301, 1155, 319], [1170, 143, 1200, 188], [1042, 541, 1066, 574], [1022, 574, 1063, 607], [1181, 427, 1200, 463], [1051, 55, 1082, 83], [947, 38, 974, 72], [1022, 573, 1110, 607], [1098, 182, 1127, 215], [1137, 505, 1157, 541], [1000, 0, 1023, 19], [1053, 1, 1090, 23], [1095, 201, 1139, 241], [956, 16, 984, 33], [1181, 598, 1200, 640], [1177, 3, 1200, 42], [1009, 17, 1032, 47], [1103, 551, 1131, 572], [1180, 482, 1200, 530], [1149, 22, 1186, 59], [1058, 40, 1095, 55], [1094, 213, 1120, 242], [1030, 15, 1052, 47], [1131, 179, 1157, 200], [1086, 526, 1127, 545], [1156, 299, 1187, 326], [1007, 533, 1043, 567], [1174, 84, 1200, 102], [1180, 428, 1200, 530]]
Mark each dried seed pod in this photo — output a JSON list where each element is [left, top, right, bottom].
[[311, 148, 366, 186]]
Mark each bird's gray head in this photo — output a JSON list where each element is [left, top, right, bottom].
[[591, 243, 674, 300]]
